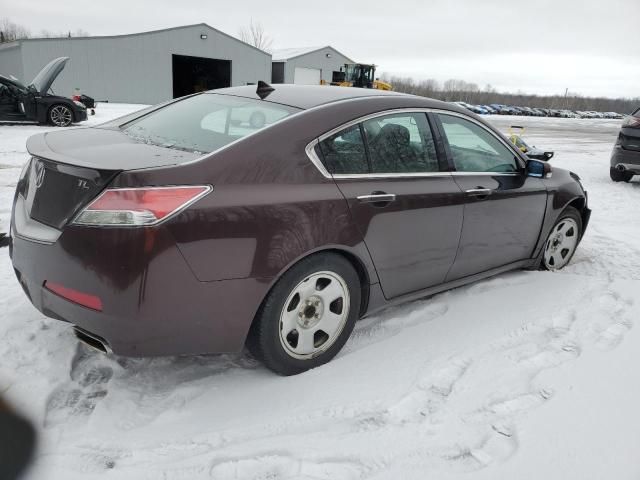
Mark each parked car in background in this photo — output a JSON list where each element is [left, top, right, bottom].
[[489, 104, 511, 115], [472, 105, 490, 114], [511, 106, 529, 116], [610, 107, 640, 182], [496, 105, 518, 115], [453, 101, 486, 114], [0, 57, 87, 127], [10, 84, 590, 375]]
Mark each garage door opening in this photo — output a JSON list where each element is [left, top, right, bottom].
[[172, 54, 231, 98], [294, 67, 321, 85]]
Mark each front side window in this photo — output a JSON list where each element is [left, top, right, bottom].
[[363, 113, 439, 173], [318, 124, 369, 174], [438, 114, 520, 173], [123, 93, 299, 155]]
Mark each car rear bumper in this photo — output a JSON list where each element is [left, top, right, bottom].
[[74, 108, 88, 123], [610, 147, 640, 173], [10, 211, 269, 356]]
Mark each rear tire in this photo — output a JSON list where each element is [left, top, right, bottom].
[[610, 167, 633, 183], [247, 253, 361, 376], [541, 206, 583, 271], [48, 104, 73, 127]]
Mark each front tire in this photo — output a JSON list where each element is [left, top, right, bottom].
[[541, 207, 583, 271], [610, 167, 633, 183], [248, 253, 361, 376], [48, 104, 73, 127]]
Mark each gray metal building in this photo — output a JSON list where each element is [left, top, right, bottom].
[[0, 24, 271, 104], [271, 46, 354, 85]]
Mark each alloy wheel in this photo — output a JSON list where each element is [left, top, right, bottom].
[[279, 271, 350, 359], [50, 105, 73, 127]]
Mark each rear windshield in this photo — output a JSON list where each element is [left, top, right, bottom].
[[122, 93, 300, 154]]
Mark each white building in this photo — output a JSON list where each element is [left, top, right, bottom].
[[0, 24, 271, 104], [271, 46, 354, 85]]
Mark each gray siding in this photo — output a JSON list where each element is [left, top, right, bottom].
[[0, 43, 24, 80], [282, 47, 353, 84], [9, 24, 271, 105]]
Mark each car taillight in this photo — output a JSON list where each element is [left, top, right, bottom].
[[73, 185, 211, 226], [622, 116, 640, 129]]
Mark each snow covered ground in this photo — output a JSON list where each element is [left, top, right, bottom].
[[1, 107, 639, 480]]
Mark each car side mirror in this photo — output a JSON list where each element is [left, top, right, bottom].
[[526, 159, 552, 178]]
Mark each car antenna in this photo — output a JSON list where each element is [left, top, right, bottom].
[[256, 81, 275, 100]]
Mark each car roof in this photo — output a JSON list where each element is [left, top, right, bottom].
[[210, 84, 409, 110]]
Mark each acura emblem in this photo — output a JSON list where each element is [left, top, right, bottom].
[[34, 161, 46, 189]]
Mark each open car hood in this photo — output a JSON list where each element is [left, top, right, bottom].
[[29, 57, 69, 94]]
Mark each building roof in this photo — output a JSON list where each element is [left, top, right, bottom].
[[271, 46, 354, 63], [0, 23, 270, 56]]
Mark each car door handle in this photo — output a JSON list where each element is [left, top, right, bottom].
[[465, 188, 492, 197], [357, 193, 397, 204]]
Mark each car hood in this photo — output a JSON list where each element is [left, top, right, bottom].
[[29, 57, 69, 94], [26, 127, 202, 170]]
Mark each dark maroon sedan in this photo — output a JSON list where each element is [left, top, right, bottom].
[[10, 83, 590, 375]]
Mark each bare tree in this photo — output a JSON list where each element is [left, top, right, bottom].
[[384, 75, 639, 114], [238, 20, 273, 52], [0, 18, 89, 43], [39, 28, 89, 38], [0, 17, 30, 43]]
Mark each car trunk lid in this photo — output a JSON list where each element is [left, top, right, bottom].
[[21, 157, 116, 230], [23, 128, 202, 229]]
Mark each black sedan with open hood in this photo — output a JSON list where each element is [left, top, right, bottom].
[[0, 57, 87, 127]]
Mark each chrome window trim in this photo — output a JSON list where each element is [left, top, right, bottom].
[[305, 139, 332, 178], [305, 107, 527, 180], [450, 171, 521, 177], [333, 172, 454, 180]]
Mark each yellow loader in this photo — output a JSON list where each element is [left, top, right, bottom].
[[330, 63, 392, 90]]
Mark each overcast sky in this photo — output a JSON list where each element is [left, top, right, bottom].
[[4, 0, 639, 98]]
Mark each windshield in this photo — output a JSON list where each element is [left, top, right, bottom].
[[122, 94, 300, 154]]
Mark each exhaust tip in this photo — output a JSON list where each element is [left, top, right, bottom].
[[616, 164, 626, 172], [73, 327, 112, 354]]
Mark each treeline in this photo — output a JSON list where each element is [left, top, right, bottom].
[[0, 17, 88, 43], [382, 75, 639, 114]]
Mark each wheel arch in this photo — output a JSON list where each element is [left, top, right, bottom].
[[47, 102, 75, 125], [531, 194, 589, 267], [566, 196, 589, 239], [245, 246, 372, 347]]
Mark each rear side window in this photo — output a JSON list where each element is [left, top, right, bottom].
[[318, 124, 369, 174], [363, 112, 439, 173], [123, 94, 299, 154]]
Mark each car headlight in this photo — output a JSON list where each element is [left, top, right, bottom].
[[73, 100, 86, 109]]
